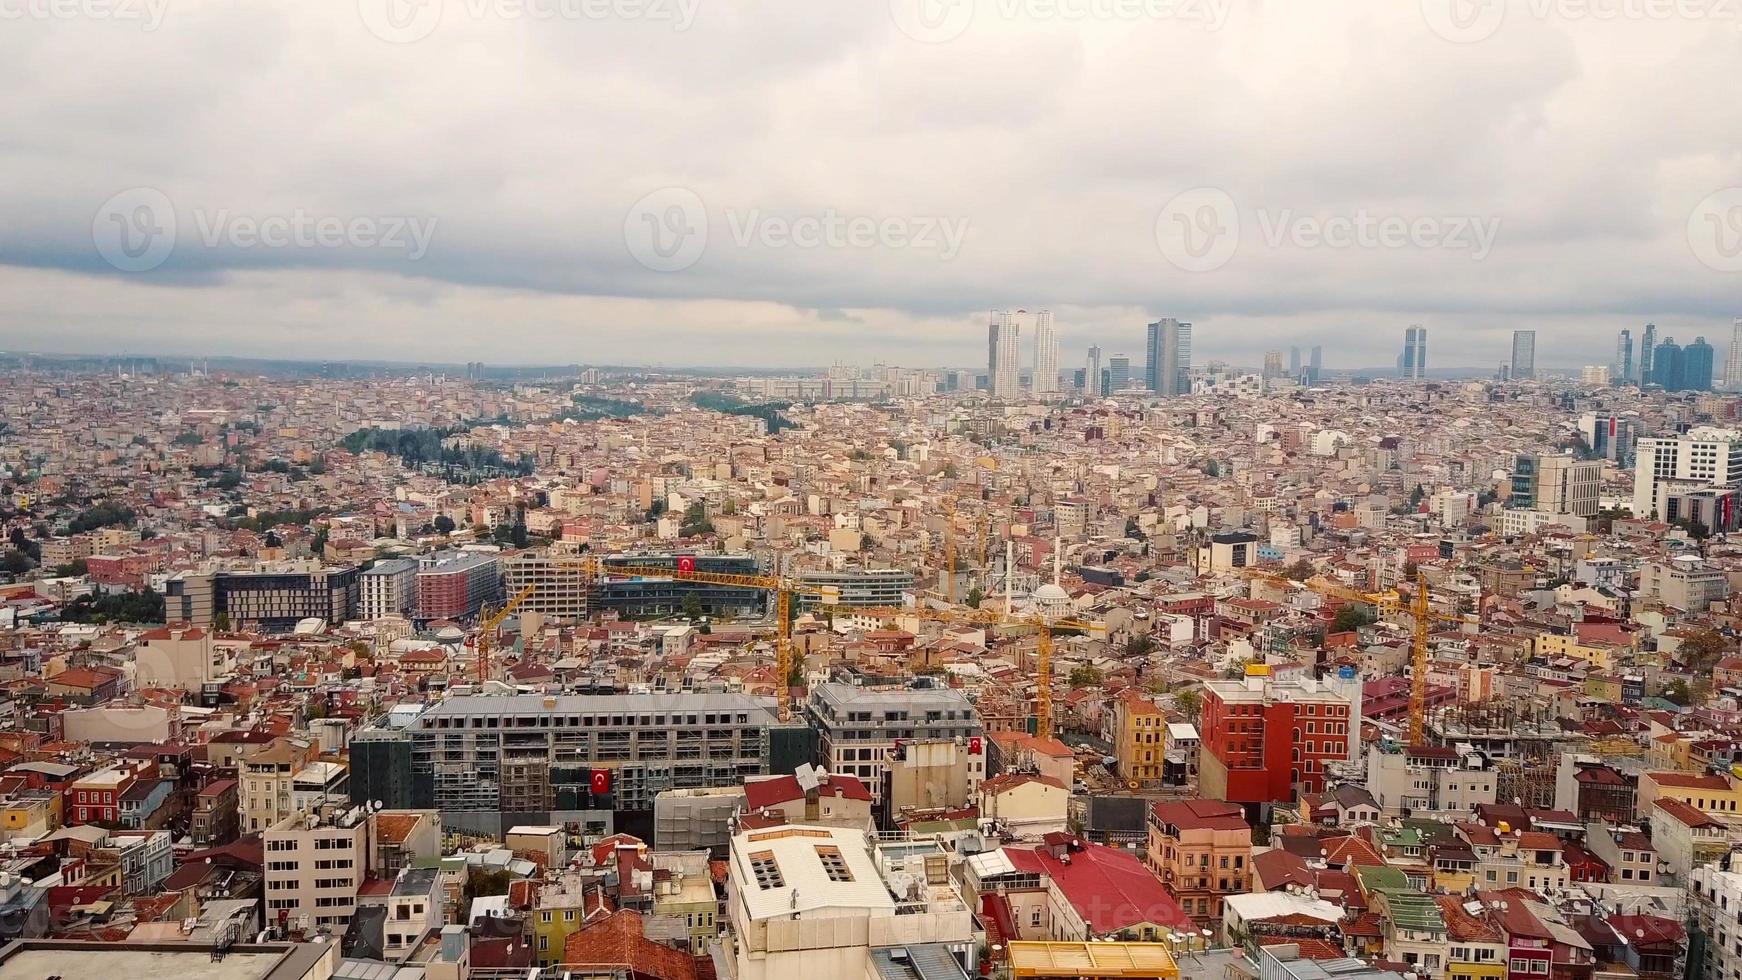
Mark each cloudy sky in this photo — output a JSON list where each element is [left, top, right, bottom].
[[1, 0, 1740, 371]]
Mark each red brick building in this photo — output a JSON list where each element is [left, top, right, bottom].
[[1198, 665, 1353, 805]]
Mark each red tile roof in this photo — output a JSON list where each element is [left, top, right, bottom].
[[563, 909, 697, 980], [1004, 842, 1192, 935]]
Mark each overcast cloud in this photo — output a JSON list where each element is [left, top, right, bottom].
[[1, 0, 1739, 370]]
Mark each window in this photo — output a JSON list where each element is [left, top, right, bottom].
[[1031, 909, 1042, 927], [749, 850, 785, 889]]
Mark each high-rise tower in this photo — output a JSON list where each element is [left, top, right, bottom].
[[1398, 325, 1427, 379], [1030, 310, 1058, 396], [988, 310, 1021, 399], [1145, 318, 1192, 396]]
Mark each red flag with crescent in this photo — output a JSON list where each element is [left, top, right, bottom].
[[591, 769, 611, 795], [677, 556, 696, 574]]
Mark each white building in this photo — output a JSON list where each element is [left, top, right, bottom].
[[722, 824, 974, 980], [263, 803, 372, 936], [360, 558, 419, 620], [1633, 427, 1742, 518], [988, 310, 1022, 399], [1638, 556, 1730, 612], [1030, 309, 1058, 396]]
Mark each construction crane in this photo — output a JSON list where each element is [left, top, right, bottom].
[[823, 599, 1105, 738], [546, 556, 823, 721], [1244, 568, 1469, 746], [942, 497, 958, 603], [475, 583, 538, 685]]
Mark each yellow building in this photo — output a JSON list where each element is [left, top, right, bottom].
[[1008, 941, 1179, 979], [0, 793, 61, 840], [1533, 632, 1615, 672], [1639, 770, 1742, 815], [531, 872, 604, 967], [1115, 692, 1167, 787]]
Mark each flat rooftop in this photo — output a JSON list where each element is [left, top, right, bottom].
[[0, 944, 328, 980]]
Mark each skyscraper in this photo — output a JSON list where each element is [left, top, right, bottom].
[[1639, 323, 1657, 382], [1685, 336, 1715, 391], [1398, 325, 1427, 379], [1651, 337, 1683, 390], [1145, 318, 1192, 396], [1510, 330, 1536, 380], [1262, 350, 1285, 380], [1289, 346, 1302, 378], [1308, 346, 1323, 385], [1616, 328, 1633, 384], [1108, 354, 1131, 393], [1724, 318, 1742, 390], [1085, 345, 1103, 395], [987, 310, 1020, 398], [1030, 309, 1058, 396]]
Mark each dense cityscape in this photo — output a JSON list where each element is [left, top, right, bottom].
[[0, 313, 1737, 980]]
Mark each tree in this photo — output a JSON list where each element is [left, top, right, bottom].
[[433, 514, 455, 534], [1, 551, 31, 576], [682, 593, 703, 622], [1282, 558, 1315, 581], [965, 586, 984, 609], [1125, 634, 1157, 659], [1679, 628, 1731, 672], [1402, 560, 1419, 580], [1331, 604, 1374, 634], [1173, 687, 1202, 720], [1068, 665, 1105, 688]]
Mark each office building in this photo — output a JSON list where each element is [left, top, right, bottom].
[[1580, 365, 1611, 384], [1146, 318, 1192, 396], [1616, 328, 1633, 383], [1307, 345, 1323, 384], [1288, 346, 1301, 378], [1579, 413, 1636, 466], [416, 551, 502, 622], [1639, 556, 1730, 612], [1085, 345, 1103, 395], [1510, 330, 1536, 380], [359, 557, 418, 620], [351, 693, 805, 839], [1398, 325, 1427, 379], [1198, 665, 1355, 805], [1640, 322, 1657, 381], [1651, 337, 1685, 390], [1632, 426, 1742, 518], [988, 310, 1021, 398], [1030, 309, 1058, 396], [807, 683, 984, 805], [1686, 336, 1716, 391], [1108, 354, 1131, 392], [591, 553, 765, 618], [1510, 454, 1601, 517], [1728, 317, 1742, 390], [165, 563, 359, 633], [795, 568, 915, 609], [1262, 350, 1284, 380]]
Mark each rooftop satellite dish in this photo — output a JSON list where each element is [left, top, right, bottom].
[[794, 764, 821, 792]]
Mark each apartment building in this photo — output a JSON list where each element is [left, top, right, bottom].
[[240, 737, 316, 834], [384, 866, 443, 956], [360, 558, 419, 620], [1199, 665, 1355, 804], [1366, 743, 1497, 815], [134, 625, 236, 693], [417, 551, 502, 621], [807, 683, 984, 805], [1638, 556, 1730, 612], [165, 563, 360, 632], [1145, 799, 1252, 925], [263, 803, 371, 936]]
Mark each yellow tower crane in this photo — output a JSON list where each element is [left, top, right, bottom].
[[475, 583, 538, 685], [546, 556, 822, 721]]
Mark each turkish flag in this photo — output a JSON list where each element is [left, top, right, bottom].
[[676, 556, 696, 574], [968, 736, 983, 755], [591, 768, 611, 796]]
